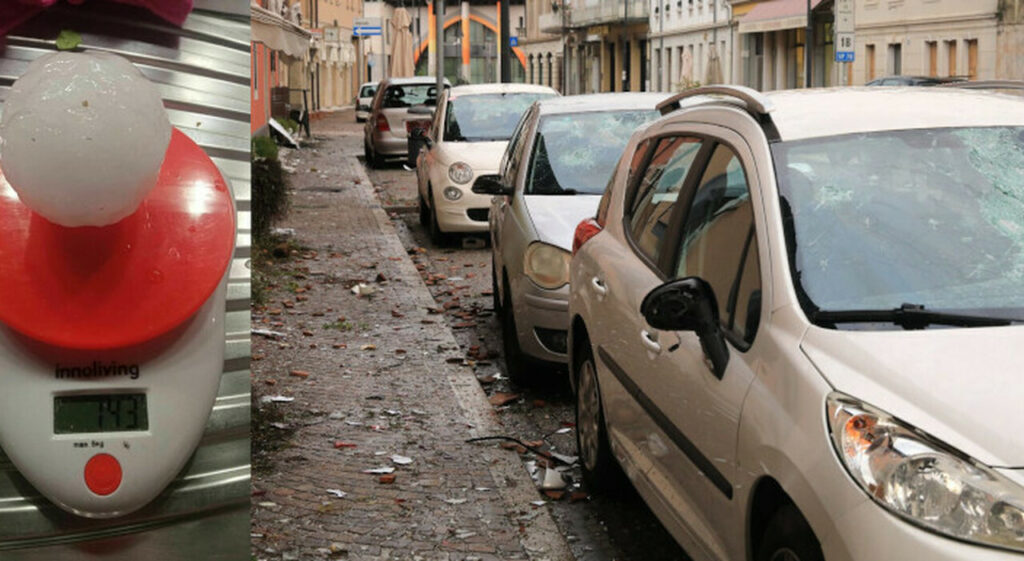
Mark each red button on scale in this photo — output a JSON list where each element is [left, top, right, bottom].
[[84, 453, 122, 496], [0, 129, 236, 350]]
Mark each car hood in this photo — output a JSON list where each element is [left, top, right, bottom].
[[437, 140, 507, 170], [523, 195, 602, 251], [801, 324, 1024, 468]]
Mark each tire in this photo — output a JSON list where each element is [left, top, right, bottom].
[[364, 142, 376, 169], [501, 278, 534, 386], [490, 259, 502, 315], [574, 340, 626, 492], [755, 504, 824, 561], [428, 189, 447, 246], [418, 191, 430, 228], [366, 142, 384, 169]]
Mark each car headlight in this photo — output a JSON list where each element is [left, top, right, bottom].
[[448, 162, 473, 185], [523, 242, 570, 289], [827, 393, 1024, 552]]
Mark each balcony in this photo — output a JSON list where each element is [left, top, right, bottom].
[[568, 0, 649, 28], [539, 11, 564, 34]]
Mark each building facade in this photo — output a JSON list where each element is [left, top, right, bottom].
[[298, 0, 360, 112], [649, 0, 732, 92], [998, 0, 1024, 80], [852, 0, 999, 84], [523, 0, 564, 90], [251, 0, 313, 135], [361, 1, 527, 85]]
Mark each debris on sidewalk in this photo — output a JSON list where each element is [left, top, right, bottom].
[[489, 392, 520, 407], [362, 466, 396, 475], [252, 328, 286, 340], [260, 395, 295, 404], [326, 489, 347, 498], [390, 454, 413, 465]]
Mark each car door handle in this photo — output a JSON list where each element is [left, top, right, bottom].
[[640, 330, 661, 354], [591, 277, 608, 297]]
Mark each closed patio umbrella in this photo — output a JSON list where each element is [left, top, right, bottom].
[[390, 7, 415, 78], [705, 44, 723, 85]]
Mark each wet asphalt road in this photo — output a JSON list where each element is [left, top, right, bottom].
[[359, 122, 690, 561]]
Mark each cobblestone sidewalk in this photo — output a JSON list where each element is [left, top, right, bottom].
[[251, 112, 573, 561]]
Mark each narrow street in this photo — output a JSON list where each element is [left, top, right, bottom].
[[251, 108, 688, 561]]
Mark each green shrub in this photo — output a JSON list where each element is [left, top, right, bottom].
[[252, 135, 288, 243], [252, 135, 278, 161], [278, 117, 301, 135]]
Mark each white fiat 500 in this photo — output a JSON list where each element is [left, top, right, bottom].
[[569, 85, 1024, 561], [415, 83, 557, 243], [475, 93, 666, 383]]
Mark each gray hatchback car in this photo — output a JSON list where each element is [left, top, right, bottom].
[[363, 76, 450, 168]]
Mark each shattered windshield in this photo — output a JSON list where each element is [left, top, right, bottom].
[[526, 110, 659, 195], [444, 92, 555, 142], [773, 126, 1024, 324]]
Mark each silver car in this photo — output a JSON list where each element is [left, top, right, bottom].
[[363, 76, 450, 168], [476, 93, 667, 383], [569, 85, 1024, 561]]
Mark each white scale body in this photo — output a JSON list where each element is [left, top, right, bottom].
[[0, 277, 227, 518]]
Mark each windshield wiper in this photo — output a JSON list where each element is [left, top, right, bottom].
[[812, 303, 1013, 329]]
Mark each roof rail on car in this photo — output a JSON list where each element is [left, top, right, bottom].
[[937, 80, 1024, 90], [656, 85, 775, 117]]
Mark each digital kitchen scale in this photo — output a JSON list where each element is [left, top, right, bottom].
[[0, 128, 236, 518]]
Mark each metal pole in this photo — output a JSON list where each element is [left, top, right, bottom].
[[500, 0, 511, 82], [436, 0, 445, 93], [805, 0, 812, 87], [561, 1, 568, 93], [622, 0, 629, 91]]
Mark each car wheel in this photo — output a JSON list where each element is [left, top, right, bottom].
[[428, 190, 447, 246], [418, 191, 430, 228], [575, 340, 625, 492], [490, 258, 502, 315], [364, 142, 376, 169], [501, 277, 533, 386], [755, 505, 824, 561]]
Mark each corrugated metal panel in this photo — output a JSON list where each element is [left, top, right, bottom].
[[0, 5, 250, 556]]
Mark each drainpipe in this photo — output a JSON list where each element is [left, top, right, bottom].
[[622, 0, 629, 91], [805, 0, 812, 87]]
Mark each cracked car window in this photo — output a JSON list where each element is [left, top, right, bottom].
[[772, 126, 1024, 316], [444, 93, 555, 142], [525, 110, 659, 195]]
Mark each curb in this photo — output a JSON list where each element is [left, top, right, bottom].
[[349, 151, 575, 561]]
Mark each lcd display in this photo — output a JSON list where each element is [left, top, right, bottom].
[[54, 394, 148, 434]]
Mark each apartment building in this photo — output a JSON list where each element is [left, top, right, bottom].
[[853, 0, 999, 84], [524, 0, 564, 90], [650, 0, 732, 92], [297, 0, 360, 111]]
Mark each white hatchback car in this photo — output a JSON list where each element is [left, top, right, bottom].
[[415, 83, 558, 243], [569, 85, 1024, 561]]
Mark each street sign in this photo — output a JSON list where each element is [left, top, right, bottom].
[[510, 36, 518, 47], [354, 26, 382, 36], [354, 17, 382, 36], [835, 32, 855, 62]]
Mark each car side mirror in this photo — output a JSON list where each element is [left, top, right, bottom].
[[640, 277, 729, 378], [472, 174, 512, 196]]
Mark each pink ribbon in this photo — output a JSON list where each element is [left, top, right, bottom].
[[0, 0, 194, 37]]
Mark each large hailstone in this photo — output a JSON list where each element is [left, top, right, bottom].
[[0, 51, 171, 227]]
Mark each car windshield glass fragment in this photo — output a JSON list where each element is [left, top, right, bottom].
[[526, 110, 659, 195], [382, 84, 439, 108], [444, 93, 556, 142], [772, 126, 1024, 325]]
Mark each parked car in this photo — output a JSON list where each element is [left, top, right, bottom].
[[476, 93, 666, 382], [415, 83, 558, 243], [569, 85, 1024, 561], [866, 75, 966, 86], [354, 81, 378, 122], [363, 76, 450, 168]]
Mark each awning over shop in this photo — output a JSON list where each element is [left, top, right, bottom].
[[251, 4, 312, 60], [738, 0, 825, 34]]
